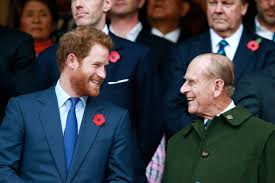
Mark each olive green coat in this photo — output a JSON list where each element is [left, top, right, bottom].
[[163, 107, 275, 183]]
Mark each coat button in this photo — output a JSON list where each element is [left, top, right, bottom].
[[201, 151, 209, 158]]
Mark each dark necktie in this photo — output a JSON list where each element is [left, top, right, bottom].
[[272, 33, 275, 41], [64, 97, 80, 173], [217, 40, 228, 56]]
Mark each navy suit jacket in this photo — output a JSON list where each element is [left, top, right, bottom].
[[136, 28, 173, 91], [0, 87, 141, 183], [0, 27, 36, 122], [164, 29, 275, 138], [35, 32, 161, 166], [233, 64, 275, 124]]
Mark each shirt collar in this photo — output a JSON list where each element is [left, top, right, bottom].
[[151, 27, 181, 43], [102, 25, 109, 35], [204, 100, 235, 123], [55, 80, 88, 108], [218, 100, 236, 116], [210, 24, 243, 50], [255, 16, 274, 40], [127, 22, 142, 41], [109, 22, 142, 42]]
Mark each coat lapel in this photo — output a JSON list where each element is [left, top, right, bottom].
[[38, 87, 67, 182], [66, 97, 104, 182], [104, 32, 123, 84], [232, 31, 255, 83], [194, 31, 212, 54]]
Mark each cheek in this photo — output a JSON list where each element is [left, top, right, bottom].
[[20, 18, 31, 31]]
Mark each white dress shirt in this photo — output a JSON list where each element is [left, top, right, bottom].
[[210, 24, 243, 61], [109, 22, 143, 42], [255, 16, 275, 41], [102, 25, 109, 35], [55, 80, 87, 134], [151, 27, 181, 43]]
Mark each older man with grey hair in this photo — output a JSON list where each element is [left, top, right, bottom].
[[163, 53, 275, 183]]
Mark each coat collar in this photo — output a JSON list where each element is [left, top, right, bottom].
[[109, 31, 123, 51], [181, 106, 253, 137]]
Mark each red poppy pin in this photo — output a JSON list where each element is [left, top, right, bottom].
[[109, 51, 120, 63], [93, 114, 105, 126], [247, 38, 262, 52]]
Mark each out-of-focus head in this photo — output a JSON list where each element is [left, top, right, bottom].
[[147, 0, 190, 25], [110, 0, 145, 17], [256, 0, 275, 27], [19, 0, 58, 41], [180, 53, 234, 118], [71, 0, 112, 29], [57, 26, 112, 97], [206, 0, 248, 38]]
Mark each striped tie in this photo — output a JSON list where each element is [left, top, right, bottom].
[[217, 40, 228, 56]]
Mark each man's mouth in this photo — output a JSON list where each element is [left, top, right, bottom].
[[91, 79, 102, 86], [187, 97, 195, 102]]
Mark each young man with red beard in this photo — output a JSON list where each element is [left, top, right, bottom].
[[0, 26, 140, 183]]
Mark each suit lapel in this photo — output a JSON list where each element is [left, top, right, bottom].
[[232, 31, 255, 83], [104, 32, 123, 84], [38, 87, 67, 182], [195, 32, 212, 54], [66, 97, 104, 182]]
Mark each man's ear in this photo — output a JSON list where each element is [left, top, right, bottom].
[[180, 1, 190, 17], [103, 0, 112, 12], [213, 79, 224, 98], [65, 53, 78, 70], [138, 0, 146, 9], [241, 2, 248, 16]]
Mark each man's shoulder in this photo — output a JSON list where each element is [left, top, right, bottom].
[[0, 26, 32, 41], [241, 29, 275, 51], [172, 31, 210, 52], [109, 32, 149, 52], [38, 44, 58, 58], [137, 28, 173, 47], [9, 87, 54, 106], [224, 107, 275, 133], [0, 27, 34, 51]]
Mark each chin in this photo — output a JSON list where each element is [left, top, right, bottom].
[[88, 89, 100, 97]]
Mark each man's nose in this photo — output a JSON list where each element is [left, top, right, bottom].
[[180, 81, 188, 94]]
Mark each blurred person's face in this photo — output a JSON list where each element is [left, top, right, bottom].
[[180, 58, 216, 117], [147, 0, 185, 23], [256, 0, 275, 26], [69, 44, 109, 97], [71, 0, 111, 28], [110, 0, 144, 17], [207, 0, 248, 38], [20, 1, 54, 41]]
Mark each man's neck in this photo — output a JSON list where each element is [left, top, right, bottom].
[[200, 98, 233, 120], [150, 20, 180, 34], [110, 13, 139, 38], [257, 16, 275, 32]]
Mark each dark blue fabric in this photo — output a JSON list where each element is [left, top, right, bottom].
[[64, 97, 79, 173], [0, 26, 36, 122]]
